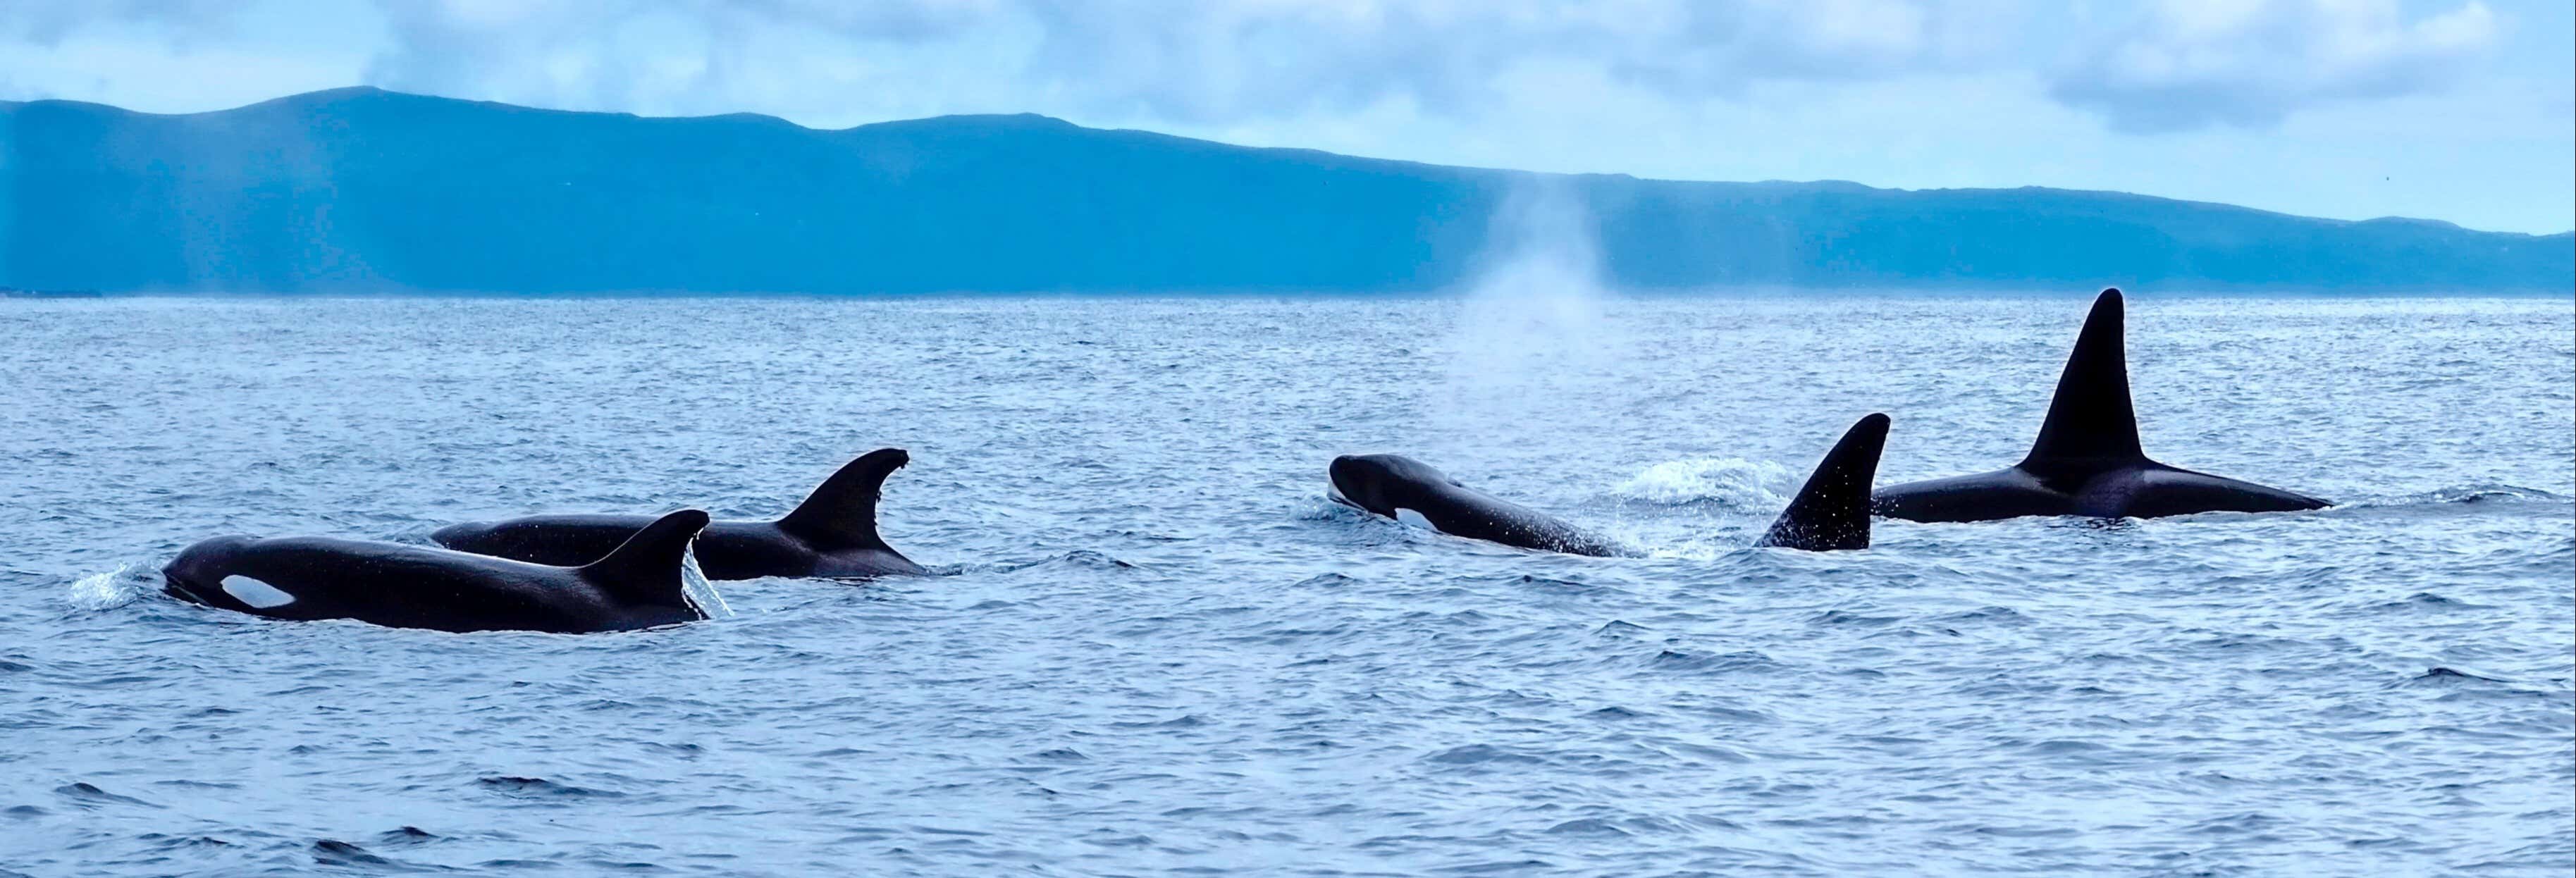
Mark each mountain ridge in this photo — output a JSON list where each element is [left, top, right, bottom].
[[3, 87, 2567, 294]]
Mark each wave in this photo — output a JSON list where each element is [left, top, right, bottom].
[[68, 562, 154, 611], [967, 550, 1140, 576], [678, 545, 732, 619], [1293, 496, 1376, 522], [1608, 457, 1798, 509], [474, 775, 623, 798], [2328, 484, 2573, 512], [2401, 485, 2571, 505]]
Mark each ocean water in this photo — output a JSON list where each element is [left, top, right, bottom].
[[1, 294, 2568, 876]]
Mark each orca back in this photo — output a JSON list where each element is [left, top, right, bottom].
[[431, 449, 923, 580], [1329, 454, 1622, 557], [166, 509, 711, 633], [1873, 287, 2329, 521]]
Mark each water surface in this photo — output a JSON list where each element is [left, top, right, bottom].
[[2, 295, 2569, 875]]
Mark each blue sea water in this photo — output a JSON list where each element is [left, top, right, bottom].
[[0, 294, 2568, 876]]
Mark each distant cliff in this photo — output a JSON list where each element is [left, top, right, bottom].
[[4, 87, 2567, 294]]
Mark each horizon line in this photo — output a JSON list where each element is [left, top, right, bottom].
[[12, 85, 2569, 238]]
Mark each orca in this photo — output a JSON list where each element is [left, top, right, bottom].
[[431, 448, 926, 579], [1871, 288, 2330, 522], [164, 509, 712, 633], [1328, 414, 1891, 555], [1755, 413, 1892, 551], [1327, 454, 1628, 556]]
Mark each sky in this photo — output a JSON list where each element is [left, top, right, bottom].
[[4, 1, 2569, 234]]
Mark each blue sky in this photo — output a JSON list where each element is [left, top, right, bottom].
[[5, 1, 2568, 233]]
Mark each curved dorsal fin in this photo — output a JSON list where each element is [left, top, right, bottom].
[[579, 509, 710, 605], [2021, 288, 2143, 470], [775, 449, 906, 551], [1756, 413, 1890, 551]]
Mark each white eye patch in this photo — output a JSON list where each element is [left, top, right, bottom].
[[1393, 507, 1441, 533], [220, 575, 296, 609]]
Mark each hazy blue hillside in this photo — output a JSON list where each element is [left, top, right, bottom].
[[4, 87, 2568, 294]]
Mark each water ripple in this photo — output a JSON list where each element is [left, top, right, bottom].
[[0, 295, 2565, 876]]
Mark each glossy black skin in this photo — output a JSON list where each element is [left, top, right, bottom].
[[431, 517, 921, 579], [163, 510, 710, 633], [1329, 454, 1627, 557], [432, 448, 926, 580], [1873, 288, 2330, 523], [1756, 414, 1891, 551], [1332, 414, 1892, 556], [1873, 462, 2327, 522]]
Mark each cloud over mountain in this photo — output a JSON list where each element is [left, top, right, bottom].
[[0, 0, 2563, 233], [2050, 0, 2498, 132]]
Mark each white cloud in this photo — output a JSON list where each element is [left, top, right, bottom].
[[2050, 0, 2498, 132], [0, 0, 243, 44], [0, 0, 2564, 231], [0, 2, 370, 109], [351, 1, 1034, 120], [343, 0, 2033, 125], [1, 1, 2506, 132]]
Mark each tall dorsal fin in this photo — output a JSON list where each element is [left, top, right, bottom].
[[2021, 288, 2143, 469], [775, 449, 906, 551], [579, 509, 710, 606], [1757, 414, 1890, 551]]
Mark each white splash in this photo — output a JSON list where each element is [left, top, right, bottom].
[[68, 562, 147, 610], [679, 544, 732, 618], [1613, 457, 1801, 509]]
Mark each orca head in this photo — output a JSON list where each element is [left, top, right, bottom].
[[161, 535, 271, 606], [1329, 454, 1453, 519]]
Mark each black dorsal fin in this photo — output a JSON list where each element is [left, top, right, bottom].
[[1757, 414, 1890, 551], [579, 509, 710, 605], [2021, 288, 2144, 470], [775, 449, 906, 551]]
